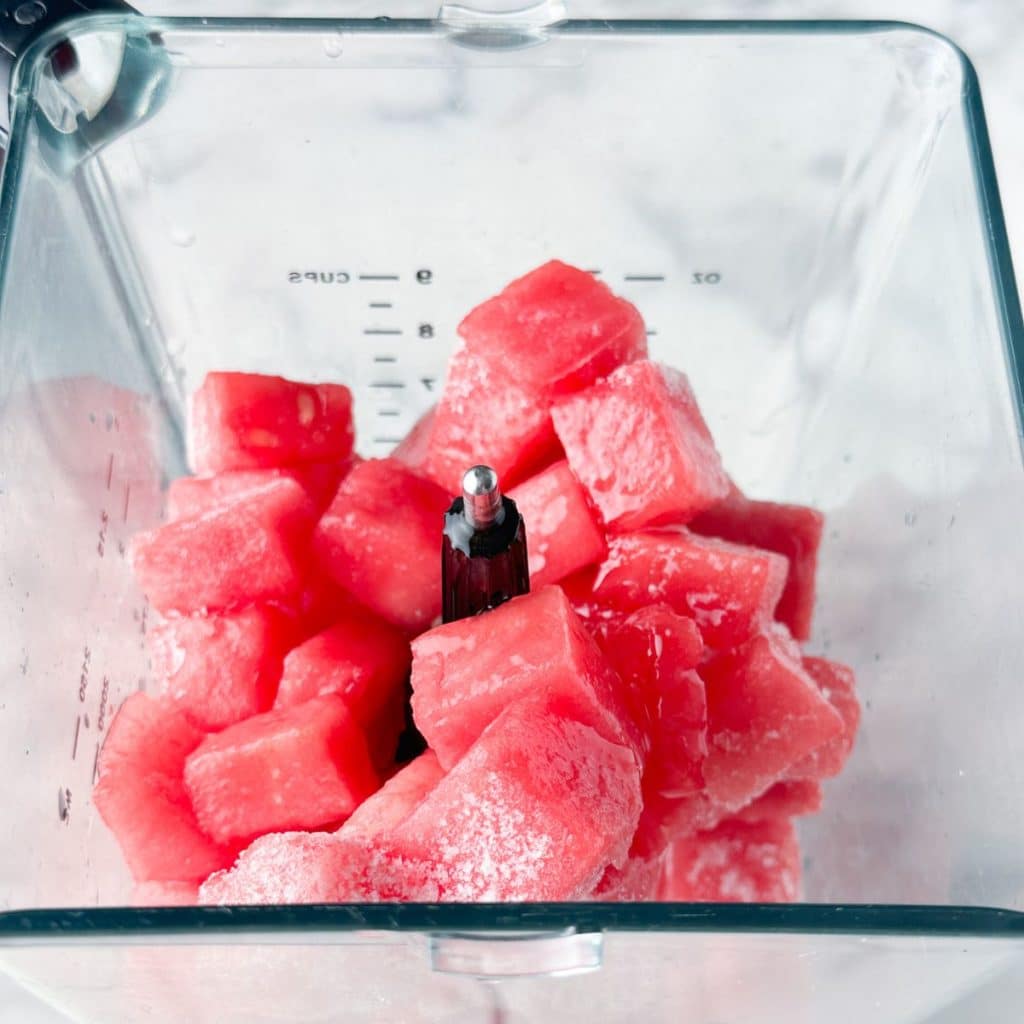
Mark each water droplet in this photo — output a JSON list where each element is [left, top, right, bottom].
[[323, 34, 343, 59], [170, 227, 195, 248]]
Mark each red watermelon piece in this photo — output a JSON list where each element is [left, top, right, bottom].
[[131, 477, 314, 614], [274, 606, 411, 735], [551, 360, 729, 532], [690, 489, 824, 641], [341, 751, 444, 838], [190, 372, 354, 473], [148, 606, 296, 730], [508, 459, 606, 588], [391, 405, 437, 473], [788, 657, 860, 780], [397, 698, 643, 900], [700, 626, 844, 812], [93, 693, 235, 882], [734, 779, 823, 823], [591, 852, 666, 901], [313, 458, 450, 632], [589, 529, 789, 651], [184, 695, 379, 845], [410, 585, 641, 770], [659, 817, 802, 902]]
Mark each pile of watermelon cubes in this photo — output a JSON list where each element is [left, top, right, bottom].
[[96, 260, 860, 906]]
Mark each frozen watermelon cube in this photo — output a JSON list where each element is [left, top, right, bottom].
[[184, 695, 379, 844], [391, 405, 437, 474], [131, 476, 314, 614], [700, 626, 844, 812], [93, 693, 236, 881], [552, 360, 729, 531], [341, 751, 444, 838], [788, 657, 860, 780], [411, 585, 641, 770], [397, 698, 643, 900], [457, 260, 648, 398], [591, 852, 666, 902], [190, 372, 355, 473], [148, 605, 296, 730], [659, 817, 802, 902], [274, 605, 411, 735], [691, 489, 824, 641], [734, 779, 823, 824], [508, 459, 606, 588], [313, 459, 450, 632], [589, 529, 789, 650]]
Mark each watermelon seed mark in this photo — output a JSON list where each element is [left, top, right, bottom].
[[105, 453, 114, 490], [72, 715, 81, 760], [122, 483, 131, 523]]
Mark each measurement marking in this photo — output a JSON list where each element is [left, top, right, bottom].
[[586, 269, 602, 275], [625, 274, 665, 282], [370, 381, 406, 390], [364, 328, 403, 336], [122, 483, 131, 523], [369, 302, 393, 309], [92, 743, 100, 785], [373, 355, 398, 363], [646, 329, 658, 336], [72, 715, 81, 760], [105, 453, 114, 490], [372, 437, 404, 444], [378, 409, 401, 417], [359, 273, 400, 281]]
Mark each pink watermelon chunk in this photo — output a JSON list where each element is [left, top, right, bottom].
[[788, 657, 860, 780], [131, 477, 314, 614], [184, 695, 379, 844], [591, 852, 666, 902], [410, 585, 641, 770], [93, 693, 236, 881], [397, 698, 643, 900], [313, 459, 450, 632], [589, 529, 789, 651], [168, 461, 350, 521], [274, 606, 411, 736], [391, 405, 437, 473], [551, 360, 729, 532], [700, 627, 844, 812], [190, 372, 355, 473], [341, 751, 444, 838], [659, 817, 802, 902], [132, 881, 199, 906], [148, 606, 296, 730], [508, 459, 606, 588], [734, 779, 823, 824], [690, 489, 824, 641]]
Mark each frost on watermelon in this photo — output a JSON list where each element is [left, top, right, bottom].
[[190, 372, 355, 473], [397, 698, 642, 900], [734, 779, 823, 824], [411, 585, 641, 770], [788, 657, 860, 780], [341, 751, 444, 838], [690, 488, 824, 641], [588, 529, 789, 651], [659, 817, 802, 902], [551, 360, 729, 532], [148, 606, 296, 730], [93, 693, 235, 882], [508, 459, 606, 588], [313, 458, 450, 632], [184, 695, 379, 845], [131, 476, 314, 614], [700, 627, 844, 812]]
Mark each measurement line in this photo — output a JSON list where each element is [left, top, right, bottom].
[[106, 454, 114, 491], [364, 328, 403, 336], [373, 355, 398, 363], [586, 269, 602, 275], [625, 274, 665, 282], [370, 382, 406, 390], [378, 409, 401, 417], [359, 273, 400, 281], [72, 715, 81, 760], [646, 329, 658, 337], [372, 437, 404, 444], [92, 743, 100, 785], [369, 302, 393, 309], [122, 483, 131, 523]]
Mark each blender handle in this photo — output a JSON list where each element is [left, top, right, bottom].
[[0, 0, 138, 145]]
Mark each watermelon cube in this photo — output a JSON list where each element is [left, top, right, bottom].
[[132, 881, 199, 906], [591, 852, 666, 902], [148, 606, 296, 730], [184, 695, 379, 844], [551, 360, 729, 532], [274, 606, 411, 735], [397, 698, 643, 900], [508, 459, 606, 588], [341, 751, 444, 838], [131, 477, 314, 614], [589, 529, 789, 651], [391, 405, 437, 474], [691, 489, 824, 641], [190, 372, 355, 473], [734, 779, 823, 824], [313, 459, 450, 632], [788, 657, 860, 780], [410, 585, 641, 770], [93, 693, 235, 881], [700, 627, 844, 811], [659, 817, 802, 902]]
